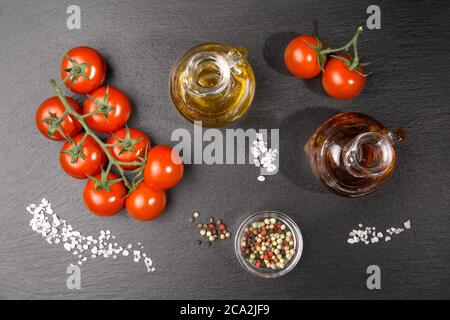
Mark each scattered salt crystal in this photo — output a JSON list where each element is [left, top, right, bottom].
[[27, 198, 156, 272], [144, 257, 153, 272], [347, 221, 411, 245], [404, 220, 411, 230], [251, 132, 278, 182]]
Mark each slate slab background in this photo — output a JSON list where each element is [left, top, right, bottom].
[[0, 0, 449, 299]]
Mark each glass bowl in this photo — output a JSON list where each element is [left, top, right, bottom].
[[234, 211, 303, 278]]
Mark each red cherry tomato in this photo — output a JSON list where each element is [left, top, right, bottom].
[[107, 128, 151, 170], [60, 133, 107, 179], [144, 145, 184, 190], [83, 172, 126, 216], [322, 54, 366, 99], [125, 183, 166, 221], [83, 86, 131, 133], [36, 96, 82, 140], [61, 46, 106, 94], [284, 35, 326, 79]]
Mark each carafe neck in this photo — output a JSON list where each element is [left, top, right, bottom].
[[182, 47, 247, 98], [343, 132, 396, 178]]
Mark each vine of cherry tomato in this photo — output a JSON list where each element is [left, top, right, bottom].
[[284, 26, 368, 99], [36, 46, 184, 220]]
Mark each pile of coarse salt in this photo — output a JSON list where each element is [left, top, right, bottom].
[[251, 133, 278, 182], [347, 220, 411, 245], [26, 198, 155, 272]]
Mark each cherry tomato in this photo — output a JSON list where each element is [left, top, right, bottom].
[[125, 183, 166, 221], [83, 86, 131, 133], [83, 172, 126, 216], [60, 133, 107, 179], [107, 128, 151, 170], [144, 145, 184, 190], [36, 96, 82, 140], [322, 54, 366, 99], [284, 35, 326, 79], [61, 46, 106, 94]]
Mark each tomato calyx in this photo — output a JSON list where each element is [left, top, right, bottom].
[[329, 55, 371, 77], [88, 168, 123, 192], [63, 54, 90, 89], [42, 110, 67, 137], [60, 134, 88, 163], [86, 86, 114, 118], [304, 35, 328, 71], [111, 126, 144, 155]]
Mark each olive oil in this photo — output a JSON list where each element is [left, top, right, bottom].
[[169, 43, 255, 127]]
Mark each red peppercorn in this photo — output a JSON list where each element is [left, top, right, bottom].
[[209, 223, 215, 229], [255, 260, 261, 268], [219, 223, 226, 231], [261, 229, 267, 236]]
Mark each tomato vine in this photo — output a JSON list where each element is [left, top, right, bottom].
[[320, 26, 370, 77], [49, 79, 146, 192]]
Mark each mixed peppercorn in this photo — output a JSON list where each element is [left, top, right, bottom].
[[188, 212, 231, 245], [240, 218, 295, 270]]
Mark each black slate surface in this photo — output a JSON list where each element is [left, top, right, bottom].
[[0, 0, 449, 299]]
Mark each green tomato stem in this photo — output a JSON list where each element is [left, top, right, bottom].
[[323, 26, 363, 54], [49, 79, 135, 190]]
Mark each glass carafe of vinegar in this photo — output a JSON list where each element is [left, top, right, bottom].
[[169, 43, 255, 127], [305, 112, 405, 197]]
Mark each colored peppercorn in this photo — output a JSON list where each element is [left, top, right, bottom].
[[240, 217, 295, 270]]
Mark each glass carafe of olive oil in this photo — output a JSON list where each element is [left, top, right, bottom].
[[169, 43, 255, 127], [305, 112, 405, 197]]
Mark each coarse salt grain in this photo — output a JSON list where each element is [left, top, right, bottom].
[[347, 221, 412, 245], [251, 133, 278, 182], [27, 198, 156, 272]]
